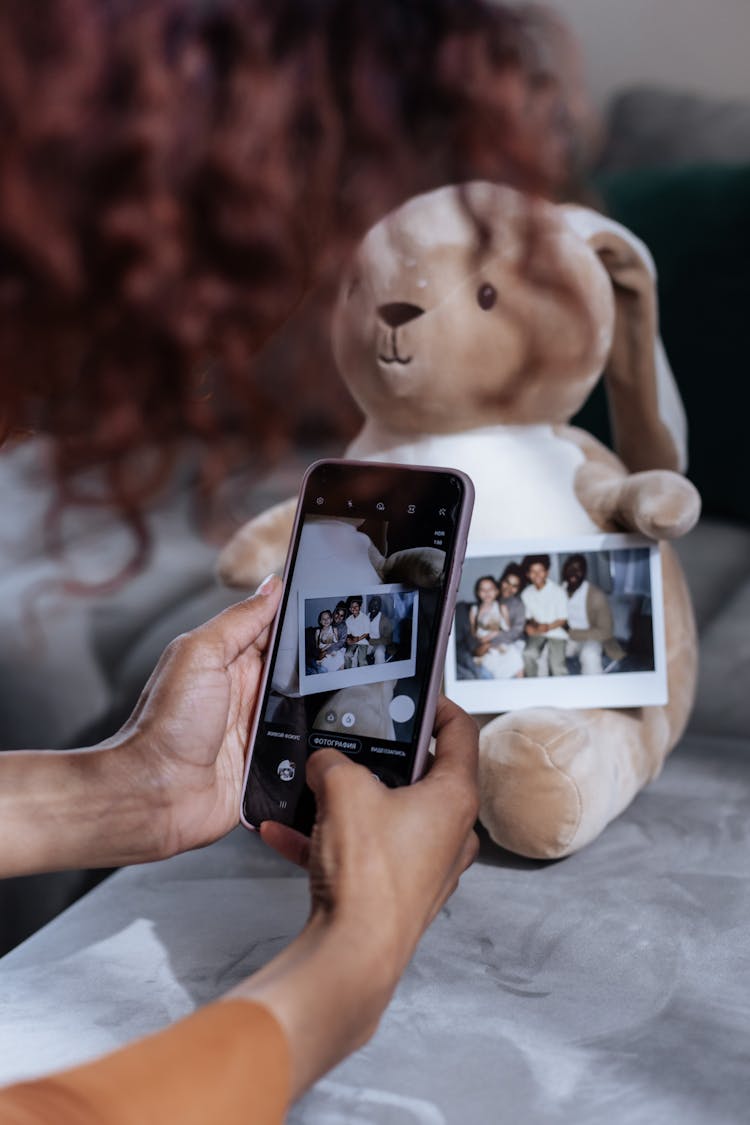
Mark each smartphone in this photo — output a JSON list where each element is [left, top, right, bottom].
[[241, 459, 474, 834]]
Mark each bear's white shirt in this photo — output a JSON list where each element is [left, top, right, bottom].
[[347, 422, 600, 540]]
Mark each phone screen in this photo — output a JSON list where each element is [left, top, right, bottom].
[[242, 461, 468, 833]]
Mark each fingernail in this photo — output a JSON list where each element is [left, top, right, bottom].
[[255, 574, 277, 596]]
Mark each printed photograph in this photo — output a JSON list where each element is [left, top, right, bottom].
[[445, 534, 667, 712], [297, 584, 419, 696]]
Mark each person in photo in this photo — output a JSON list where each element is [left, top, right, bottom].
[[366, 595, 392, 665], [562, 554, 625, 675], [520, 555, 569, 677], [345, 596, 370, 667], [314, 609, 338, 671], [454, 601, 493, 680], [330, 603, 349, 662], [317, 603, 353, 670], [496, 563, 527, 664], [469, 575, 524, 679]]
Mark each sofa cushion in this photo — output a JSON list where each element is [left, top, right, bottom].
[[597, 86, 750, 172], [574, 162, 750, 523], [673, 519, 750, 738]]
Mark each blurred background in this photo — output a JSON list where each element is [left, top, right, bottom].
[[541, 0, 750, 105]]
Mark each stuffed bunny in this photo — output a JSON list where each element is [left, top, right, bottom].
[[218, 181, 700, 859]]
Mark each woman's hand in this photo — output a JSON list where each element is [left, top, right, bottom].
[[113, 575, 282, 860], [232, 698, 479, 1100], [0, 577, 282, 878], [264, 697, 478, 956]]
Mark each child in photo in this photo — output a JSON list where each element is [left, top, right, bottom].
[[314, 609, 341, 672], [521, 555, 569, 677], [345, 596, 370, 668], [469, 576, 524, 679]]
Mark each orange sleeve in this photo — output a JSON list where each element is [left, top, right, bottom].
[[0, 999, 289, 1125]]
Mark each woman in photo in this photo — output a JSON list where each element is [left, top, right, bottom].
[[498, 565, 526, 639], [317, 604, 348, 672], [332, 602, 349, 648], [495, 563, 527, 677], [469, 575, 524, 679]]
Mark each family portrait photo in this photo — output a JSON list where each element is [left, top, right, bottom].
[[446, 534, 667, 712], [297, 584, 419, 696]]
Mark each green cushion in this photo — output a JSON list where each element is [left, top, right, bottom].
[[573, 164, 750, 523]]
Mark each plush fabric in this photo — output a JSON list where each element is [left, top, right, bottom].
[[575, 163, 750, 522]]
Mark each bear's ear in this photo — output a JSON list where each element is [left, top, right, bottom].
[[562, 206, 687, 474]]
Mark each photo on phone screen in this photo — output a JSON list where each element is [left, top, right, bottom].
[[242, 461, 471, 835]]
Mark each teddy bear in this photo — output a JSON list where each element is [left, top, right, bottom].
[[218, 181, 701, 859]]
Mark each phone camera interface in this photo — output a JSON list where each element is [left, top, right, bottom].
[[244, 465, 464, 832]]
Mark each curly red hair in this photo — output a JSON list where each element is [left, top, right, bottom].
[[0, 0, 586, 525]]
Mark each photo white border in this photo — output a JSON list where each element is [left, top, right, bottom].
[[445, 533, 667, 713], [298, 583, 419, 697]]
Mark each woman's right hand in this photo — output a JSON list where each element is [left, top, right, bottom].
[[230, 698, 479, 1100], [268, 695, 478, 963]]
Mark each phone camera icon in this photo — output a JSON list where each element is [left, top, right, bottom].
[[342, 713, 356, 728], [376, 502, 385, 512], [316, 496, 324, 506], [407, 504, 416, 514]]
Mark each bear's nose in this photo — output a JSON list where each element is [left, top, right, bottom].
[[377, 302, 425, 328]]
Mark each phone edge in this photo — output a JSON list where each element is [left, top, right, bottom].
[[238, 458, 326, 832], [239, 459, 475, 829]]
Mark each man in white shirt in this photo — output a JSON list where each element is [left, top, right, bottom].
[[344, 597, 370, 668], [520, 555, 568, 676]]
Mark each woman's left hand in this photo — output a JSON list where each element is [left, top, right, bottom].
[[0, 577, 281, 878], [111, 575, 281, 860]]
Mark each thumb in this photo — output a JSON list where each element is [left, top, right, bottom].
[[305, 747, 363, 806], [260, 821, 311, 868], [191, 574, 282, 666]]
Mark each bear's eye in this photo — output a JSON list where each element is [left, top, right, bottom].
[[477, 283, 497, 310]]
